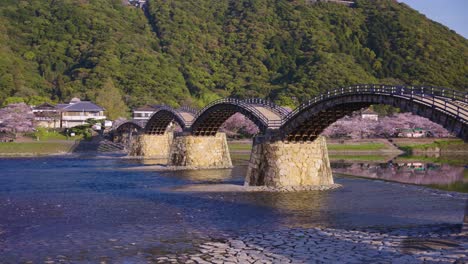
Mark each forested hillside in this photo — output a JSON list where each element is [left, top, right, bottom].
[[0, 0, 466, 111]]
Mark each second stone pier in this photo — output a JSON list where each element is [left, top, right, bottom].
[[245, 136, 334, 187], [168, 133, 233, 169], [130, 133, 173, 158]]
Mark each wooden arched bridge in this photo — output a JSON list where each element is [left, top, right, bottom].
[[113, 84, 467, 188], [115, 85, 468, 141]]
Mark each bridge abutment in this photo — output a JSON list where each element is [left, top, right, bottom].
[[168, 133, 232, 168], [130, 133, 173, 157], [245, 136, 334, 187]]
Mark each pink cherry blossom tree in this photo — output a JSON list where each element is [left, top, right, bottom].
[[220, 113, 259, 138], [322, 111, 452, 139], [0, 103, 35, 138]]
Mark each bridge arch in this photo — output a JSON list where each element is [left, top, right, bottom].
[[144, 106, 189, 135], [113, 120, 144, 144], [279, 85, 468, 142], [114, 120, 144, 134], [190, 98, 288, 136]]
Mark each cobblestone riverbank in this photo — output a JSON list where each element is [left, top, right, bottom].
[[154, 226, 467, 263]]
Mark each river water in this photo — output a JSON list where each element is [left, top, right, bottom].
[[0, 155, 466, 263]]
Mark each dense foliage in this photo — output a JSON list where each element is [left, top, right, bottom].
[[1, 0, 466, 115]]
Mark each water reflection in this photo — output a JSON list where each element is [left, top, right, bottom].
[[332, 159, 467, 192]]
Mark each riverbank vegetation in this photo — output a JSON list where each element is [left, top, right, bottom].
[[0, 141, 76, 156], [228, 138, 467, 155], [327, 142, 386, 151], [228, 140, 393, 153], [394, 139, 467, 153], [329, 154, 390, 161]]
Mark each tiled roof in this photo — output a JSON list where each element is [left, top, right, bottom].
[[60, 101, 104, 112], [33, 103, 56, 110], [56, 104, 70, 109], [361, 108, 377, 115]]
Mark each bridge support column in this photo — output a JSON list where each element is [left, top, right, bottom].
[[130, 133, 173, 157], [245, 136, 333, 187], [168, 133, 232, 169]]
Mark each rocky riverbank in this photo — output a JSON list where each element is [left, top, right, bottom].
[[154, 225, 467, 263], [172, 183, 342, 193]]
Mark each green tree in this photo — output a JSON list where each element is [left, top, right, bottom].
[[27, 95, 53, 106], [0, 0, 465, 107], [2, 97, 25, 106], [95, 78, 129, 120]]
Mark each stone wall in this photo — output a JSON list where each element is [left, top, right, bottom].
[[245, 136, 334, 187], [168, 133, 232, 169], [130, 133, 173, 157]]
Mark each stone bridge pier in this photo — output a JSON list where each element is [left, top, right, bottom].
[[130, 133, 174, 158], [245, 136, 334, 187], [168, 133, 232, 169]]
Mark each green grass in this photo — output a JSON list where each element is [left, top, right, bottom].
[[228, 143, 252, 151], [230, 153, 251, 161], [396, 139, 466, 151], [25, 130, 84, 141], [329, 154, 389, 161], [327, 143, 386, 151], [229, 142, 389, 152], [0, 142, 76, 155], [39, 132, 69, 140]]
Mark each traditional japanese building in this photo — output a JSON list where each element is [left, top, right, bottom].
[[32, 103, 61, 128], [361, 108, 379, 121], [57, 98, 106, 128], [132, 105, 163, 121], [396, 128, 430, 138]]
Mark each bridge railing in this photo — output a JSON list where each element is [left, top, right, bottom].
[[243, 98, 291, 117], [284, 85, 467, 126], [148, 105, 193, 128], [173, 85, 466, 132], [177, 106, 199, 115], [113, 120, 145, 131]]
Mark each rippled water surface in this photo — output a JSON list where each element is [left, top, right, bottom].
[[0, 155, 466, 262]]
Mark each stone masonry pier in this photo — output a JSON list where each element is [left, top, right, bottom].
[[130, 133, 173, 157], [168, 133, 232, 169], [245, 136, 334, 187]]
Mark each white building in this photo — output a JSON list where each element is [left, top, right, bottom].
[[57, 98, 106, 128], [397, 128, 429, 138], [361, 108, 379, 121], [132, 105, 162, 121]]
